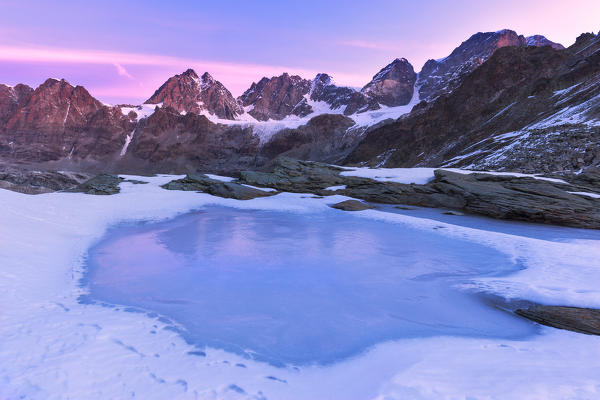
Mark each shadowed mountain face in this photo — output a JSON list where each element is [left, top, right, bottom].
[[361, 58, 417, 106], [417, 30, 563, 102], [345, 32, 600, 173]]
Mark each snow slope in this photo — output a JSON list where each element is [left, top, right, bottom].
[[1, 176, 599, 399]]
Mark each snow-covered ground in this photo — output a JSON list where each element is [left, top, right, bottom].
[[1, 175, 600, 399]]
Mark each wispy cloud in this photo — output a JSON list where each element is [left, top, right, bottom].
[[0, 44, 367, 89], [338, 40, 401, 52], [112, 63, 132, 79]]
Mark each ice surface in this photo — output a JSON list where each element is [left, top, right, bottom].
[[1, 175, 599, 399], [83, 206, 534, 366]]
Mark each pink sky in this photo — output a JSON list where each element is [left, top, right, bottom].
[[0, 0, 597, 104]]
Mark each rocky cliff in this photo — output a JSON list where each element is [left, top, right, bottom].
[[361, 58, 417, 106], [417, 30, 563, 102], [345, 32, 600, 173]]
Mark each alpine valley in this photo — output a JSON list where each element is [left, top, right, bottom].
[[3, 15, 600, 400]]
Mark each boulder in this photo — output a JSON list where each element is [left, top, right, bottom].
[[330, 200, 374, 211], [516, 305, 600, 335], [162, 173, 276, 200], [68, 174, 124, 195]]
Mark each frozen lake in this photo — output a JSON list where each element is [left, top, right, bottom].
[[82, 206, 536, 366]]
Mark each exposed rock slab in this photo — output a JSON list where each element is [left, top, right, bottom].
[[239, 158, 600, 229], [516, 305, 600, 335], [68, 174, 124, 195], [0, 165, 91, 194], [330, 200, 374, 211], [162, 173, 276, 200]]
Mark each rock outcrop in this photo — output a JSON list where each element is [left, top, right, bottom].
[[0, 164, 91, 194], [516, 305, 600, 335], [68, 174, 124, 195], [145, 69, 243, 120], [361, 58, 417, 106], [162, 173, 275, 200], [330, 200, 374, 211], [238, 158, 600, 229]]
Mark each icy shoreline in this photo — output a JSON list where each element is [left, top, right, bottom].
[[1, 175, 600, 399]]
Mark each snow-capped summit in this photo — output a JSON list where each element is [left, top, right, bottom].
[[145, 69, 243, 120], [309, 73, 380, 115], [526, 35, 565, 50]]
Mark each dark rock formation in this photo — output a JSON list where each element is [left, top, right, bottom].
[[418, 29, 528, 101], [238, 73, 312, 121], [0, 164, 91, 194], [346, 32, 600, 173], [259, 114, 356, 162], [123, 107, 260, 173], [330, 200, 374, 211], [68, 174, 124, 195], [516, 305, 600, 335], [162, 173, 276, 200], [361, 58, 417, 106], [145, 69, 243, 120], [239, 158, 600, 229]]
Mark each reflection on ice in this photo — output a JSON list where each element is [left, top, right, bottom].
[[84, 206, 535, 366]]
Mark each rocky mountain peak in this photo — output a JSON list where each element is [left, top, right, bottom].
[[3, 77, 105, 136], [308, 73, 379, 115], [0, 83, 34, 123], [312, 73, 333, 88], [526, 35, 565, 50], [145, 69, 242, 120], [361, 58, 416, 106], [418, 29, 533, 101], [238, 73, 312, 121], [182, 68, 199, 78], [201, 71, 215, 84]]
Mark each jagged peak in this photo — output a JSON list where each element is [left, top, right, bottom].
[[41, 78, 71, 87], [181, 68, 199, 79], [313, 73, 332, 86], [494, 28, 517, 35], [370, 58, 414, 83], [201, 71, 214, 83]]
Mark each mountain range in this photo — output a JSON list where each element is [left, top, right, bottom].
[[1, 29, 597, 175]]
